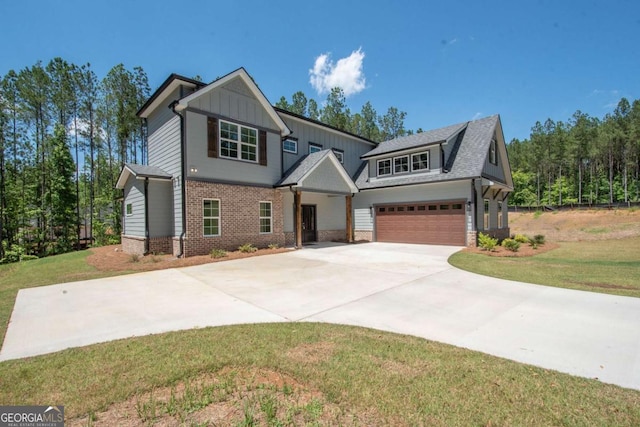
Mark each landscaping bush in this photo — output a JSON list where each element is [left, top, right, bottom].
[[238, 243, 258, 253], [19, 255, 39, 262], [477, 233, 498, 251], [267, 243, 279, 250], [532, 234, 546, 245], [501, 238, 521, 252], [210, 248, 228, 259], [513, 234, 530, 244]]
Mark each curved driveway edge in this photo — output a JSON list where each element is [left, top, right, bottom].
[[2, 242, 639, 391]]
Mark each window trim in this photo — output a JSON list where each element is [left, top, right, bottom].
[[126, 203, 133, 216], [219, 119, 259, 163], [203, 198, 221, 237], [377, 158, 392, 177], [333, 148, 344, 164], [283, 138, 298, 154], [309, 142, 323, 154], [393, 155, 409, 174], [259, 201, 272, 234], [484, 199, 490, 230], [411, 151, 430, 172]]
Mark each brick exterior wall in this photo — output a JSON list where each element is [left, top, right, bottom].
[[184, 180, 285, 256], [149, 237, 172, 255], [284, 232, 295, 247], [354, 230, 373, 242], [122, 235, 145, 255], [466, 231, 477, 247], [318, 229, 346, 242]]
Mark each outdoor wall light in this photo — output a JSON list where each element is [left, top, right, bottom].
[[466, 201, 472, 211], [190, 166, 198, 173]]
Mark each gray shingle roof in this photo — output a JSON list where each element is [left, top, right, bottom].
[[276, 150, 332, 187], [125, 163, 172, 179], [356, 115, 500, 190], [361, 122, 467, 159]]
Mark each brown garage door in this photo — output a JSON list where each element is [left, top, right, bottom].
[[375, 201, 466, 245]]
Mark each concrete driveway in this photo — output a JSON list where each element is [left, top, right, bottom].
[[2, 242, 639, 390]]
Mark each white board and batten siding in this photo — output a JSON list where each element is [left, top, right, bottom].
[[282, 191, 346, 233], [124, 179, 145, 237]]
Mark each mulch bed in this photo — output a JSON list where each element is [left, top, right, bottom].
[[461, 242, 559, 257]]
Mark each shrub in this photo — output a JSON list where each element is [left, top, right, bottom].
[[267, 243, 279, 250], [477, 233, 498, 251], [20, 255, 39, 262], [238, 243, 258, 253], [129, 253, 140, 263], [501, 238, 521, 252], [532, 234, 546, 245], [210, 248, 228, 259], [513, 234, 529, 244]]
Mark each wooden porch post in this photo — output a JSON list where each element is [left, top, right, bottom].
[[346, 194, 353, 243], [295, 190, 302, 248]]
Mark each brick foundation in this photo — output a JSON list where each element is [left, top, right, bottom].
[[284, 232, 295, 247], [354, 230, 373, 242], [149, 237, 172, 255], [121, 235, 173, 255], [184, 180, 285, 256], [318, 229, 345, 242], [122, 235, 145, 255], [466, 231, 477, 247]]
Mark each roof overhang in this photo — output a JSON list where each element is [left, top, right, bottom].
[[137, 74, 203, 118], [116, 165, 172, 189], [175, 68, 291, 137], [277, 151, 359, 194]]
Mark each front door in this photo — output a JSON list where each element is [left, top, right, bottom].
[[302, 205, 317, 243]]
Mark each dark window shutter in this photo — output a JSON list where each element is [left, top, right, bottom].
[[259, 130, 267, 166], [207, 117, 218, 158]]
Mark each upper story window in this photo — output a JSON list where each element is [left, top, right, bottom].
[[309, 142, 323, 154], [377, 159, 391, 176], [411, 152, 429, 171], [333, 149, 344, 164], [220, 120, 258, 162], [393, 156, 409, 174], [489, 139, 497, 165], [283, 138, 298, 154]]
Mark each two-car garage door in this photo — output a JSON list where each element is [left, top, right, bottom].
[[375, 201, 466, 246]]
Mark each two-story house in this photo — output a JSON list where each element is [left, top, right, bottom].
[[116, 67, 513, 257]]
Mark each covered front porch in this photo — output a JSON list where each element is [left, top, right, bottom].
[[276, 150, 358, 248]]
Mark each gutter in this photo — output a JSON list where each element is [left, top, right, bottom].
[[170, 100, 187, 258], [289, 185, 298, 246]]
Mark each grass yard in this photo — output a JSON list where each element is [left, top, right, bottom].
[[449, 236, 640, 298], [0, 323, 638, 426]]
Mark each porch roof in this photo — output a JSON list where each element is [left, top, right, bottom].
[[276, 150, 358, 195]]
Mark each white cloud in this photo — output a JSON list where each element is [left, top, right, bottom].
[[471, 112, 483, 120], [309, 48, 366, 97]]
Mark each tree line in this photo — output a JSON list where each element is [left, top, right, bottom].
[[276, 87, 413, 142], [0, 58, 150, 261], [508, 98, 640, 206]]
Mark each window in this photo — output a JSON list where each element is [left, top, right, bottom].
[[333, 149, 344, 164], [452, 203, 463, 210], [220, 120, 258, 162], [397, 206, 405, 212], [440, 204, 449, 210], [378, 207, 386, 212], [203, 199, 220, 236], [309, 142, 323, 154], [484, 199, 490, 229], [283, 138, 297, 154], [377, 159, 391, 176], [393, 156, 409, 174], [126, 203, 133, 216], [489, 139, 497, 165], [417, 206, 426, 211], [259, 201, 272, 234], [408, 206, 415, 211], [412, 152, 430, 171], [428, 205, 437, 211]]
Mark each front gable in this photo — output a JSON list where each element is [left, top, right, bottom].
[[480, 117, 513, 189], [277, 150, 358, 195]]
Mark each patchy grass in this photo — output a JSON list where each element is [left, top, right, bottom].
[[0, 323, 638, 426], [0, 250, 125, 345], [450, 237, 640, 297]]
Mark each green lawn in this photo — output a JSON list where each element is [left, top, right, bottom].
[[0, 323, 639, 426], [449, 237, 640, 298]]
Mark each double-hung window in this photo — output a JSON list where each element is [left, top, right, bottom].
[[203, 199, 220, 236], [377, 159, 391, 176], [220, 120, 258, 162], [411, 152, 429, 171], [259, 201, 272, 234], [283, 138, 297, 154], [393, 156, 409, 174], [489, 139, 497, 165]]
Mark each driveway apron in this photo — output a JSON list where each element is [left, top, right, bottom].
[[1, 242, 639, 391]]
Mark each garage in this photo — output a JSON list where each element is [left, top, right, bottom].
[[375, 201, 466, 245]]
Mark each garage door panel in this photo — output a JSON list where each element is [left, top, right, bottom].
[[376, 201, 465, 246]]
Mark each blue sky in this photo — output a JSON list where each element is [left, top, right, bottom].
[[2, 0, 639, 141]]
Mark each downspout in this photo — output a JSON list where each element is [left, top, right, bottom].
[[289, 185, 297, 245], [471, 178, 477, 238], [170, 101, 187, 258], [144, 177, 150, 255]]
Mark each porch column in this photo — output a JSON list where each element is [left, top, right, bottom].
[[345, 194, 353, 243], [295, 190, 302, 248]]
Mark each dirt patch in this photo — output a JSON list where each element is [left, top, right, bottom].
[[86, 245, 292, 272], [509, 209, 640, 242], [68, 367, 379, 427], [369, 355, 430, 378], [286, 341, 336, 364]]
